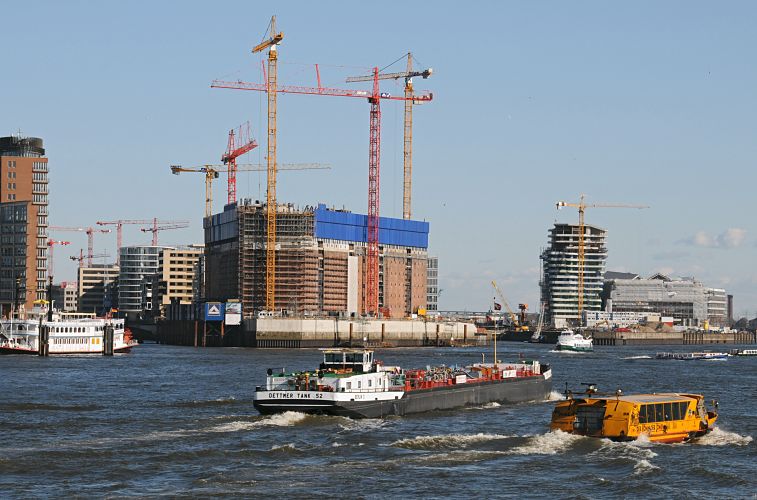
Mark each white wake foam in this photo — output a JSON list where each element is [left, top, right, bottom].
[[622, 355, 652, 360], [256, 411, 309, 427], [391, 432, 511, 449], [695, 427, 753, 446], [270, 443, 296, 451], [507, 430, 584, 455], [547, 390, 566, 401]]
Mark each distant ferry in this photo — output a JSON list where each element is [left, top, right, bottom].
[[555, 329, 593, 352], [0, 309, 136, 355], [551, 385, 718, 443], [253, 348, 552, 418], [655, 352, 729, 361]]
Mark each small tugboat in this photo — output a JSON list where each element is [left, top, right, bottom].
[[253, 348, 552, 418], [550, 384, 718, 443], [555, 329, 593, 352]]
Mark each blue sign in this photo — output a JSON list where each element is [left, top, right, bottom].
[[204, 302, 225, 321]]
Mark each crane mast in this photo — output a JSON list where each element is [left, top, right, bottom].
[[252, 15, 283, 312], [403, 53, 413, 220]]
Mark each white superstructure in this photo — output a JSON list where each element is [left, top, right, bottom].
[[0, 309, 135, 354], [555, 329, 594, 352]]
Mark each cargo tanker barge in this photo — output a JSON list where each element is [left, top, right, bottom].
[[253, 348, 552, 418]]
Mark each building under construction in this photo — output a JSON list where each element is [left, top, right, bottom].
[[204, 200, 429, 319]]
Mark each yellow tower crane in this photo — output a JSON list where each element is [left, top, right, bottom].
[[556, 194, 649, 322], [491, 280, 528, 331], [345, 53, 432, 220], [170, 163, 330, 218], [253, 15, 284, 312]]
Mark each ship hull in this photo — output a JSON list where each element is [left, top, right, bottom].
[[254, 370, 552, 419]]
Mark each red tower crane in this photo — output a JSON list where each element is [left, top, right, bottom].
[[95, 219, 190, 263], [48, 226, 111, 267], [47, 240, 70, 279], [140, 219, 190, 246], [221, 121, 258, 205], [212, 68, 432, 314]]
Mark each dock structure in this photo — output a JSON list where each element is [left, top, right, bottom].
[[155, 316, 478, 348], [591, 329, 756, 346]]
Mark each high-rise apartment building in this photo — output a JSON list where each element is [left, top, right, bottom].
[[540, 223, 607, 328], [0, 135, 49, 316], [119, 246, 163, 319]]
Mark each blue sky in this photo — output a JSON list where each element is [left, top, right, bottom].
[[4, 1, 757, 317]]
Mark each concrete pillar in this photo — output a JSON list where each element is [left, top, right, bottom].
[[38, 325, 50, 357], [103, 324, 114, 356]]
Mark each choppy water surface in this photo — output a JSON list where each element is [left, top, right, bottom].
[[1, 343, 754, 498]]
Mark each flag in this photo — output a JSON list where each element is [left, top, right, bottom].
[[494, 302, 502, 311]]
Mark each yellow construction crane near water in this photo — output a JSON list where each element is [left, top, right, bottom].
[[556, 194, 649, 321]]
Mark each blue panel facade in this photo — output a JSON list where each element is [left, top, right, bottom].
[[314, 204, 429, 248]]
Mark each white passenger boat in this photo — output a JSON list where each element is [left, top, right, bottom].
[[555, 329, 593, 352], [0, 308, 136, 355]]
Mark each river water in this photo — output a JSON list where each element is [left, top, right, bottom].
[[1, 342, 754, 498]]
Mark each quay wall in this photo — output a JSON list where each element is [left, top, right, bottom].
[[155, 317, 478, 348], [592, 330, 756, 346]]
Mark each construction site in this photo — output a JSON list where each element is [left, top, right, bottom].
[[151, 16, 478, 347]]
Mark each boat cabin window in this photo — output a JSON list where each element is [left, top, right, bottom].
[[638, 402, 691, 423]]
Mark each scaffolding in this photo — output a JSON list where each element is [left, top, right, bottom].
[[238, 203, 318, 315]]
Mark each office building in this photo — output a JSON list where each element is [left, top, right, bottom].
[[0, 135, 48, 315]]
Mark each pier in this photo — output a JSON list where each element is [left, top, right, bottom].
[[591, 330, 756, 346]]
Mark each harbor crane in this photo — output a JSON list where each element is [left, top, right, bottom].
[[47, 240, 70, 278], [140, 219, 190, 246], [48, 226, 111, 267], [212, 21, 432, 314], [221, 122, 258, 205], [491, 280, 528, 331], [345, 52, 433, 220], [556, 194, 649, 322], [95, 219, 189, 264], [170, 163, 330, 218]]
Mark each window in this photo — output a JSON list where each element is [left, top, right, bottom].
[[638, 405, 647, 423], [664, 403, 672, 421], [655, 404, 664, 422], [672, 402, 681, 420]]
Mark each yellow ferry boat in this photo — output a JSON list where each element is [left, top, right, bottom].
[[550, 386, 718, 443]]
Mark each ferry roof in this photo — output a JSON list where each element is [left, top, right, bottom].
[[586, 393, 698, 403]]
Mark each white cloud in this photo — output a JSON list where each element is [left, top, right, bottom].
[[680, 228, 747, 248]]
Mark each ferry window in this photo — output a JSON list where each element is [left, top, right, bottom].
[[358, 381, 362, 389], [639, 405, 648, 423], [368, 379, 372, 387], [664, 403, 672, 421], [655, 404, 664, 423], [679, 402, 689, 417], [346, 382, 352, 390], [672, 402, 681, 420]]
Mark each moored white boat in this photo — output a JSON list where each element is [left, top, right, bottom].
[[0, 308, 136, 355], [555, 329, 593, 352]]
